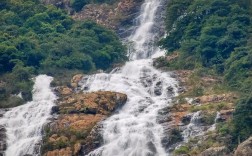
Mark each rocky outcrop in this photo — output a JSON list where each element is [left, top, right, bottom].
[[42, 90, 127, 156], [149, 66, 238, 155], [42, 0, 144, 31], [234, 137, 252, 156], [193, 93, 237, 105], [200, 146, 230, 156], [70, 74, 84, 88], [72, 0, 143, 31], [58, 91, 127, 115], [54, 86, 73, 96]]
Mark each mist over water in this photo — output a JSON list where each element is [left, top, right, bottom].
[[0, 75, 56, 156], [83, 0, 179, 155]]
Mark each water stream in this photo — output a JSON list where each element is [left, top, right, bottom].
[[0, 75, 56, 156], [81, 0, 179, 155]]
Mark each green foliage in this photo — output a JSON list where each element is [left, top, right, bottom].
[[169, 128, 183, 145], [161, 0, 252, 147], [70, 0, 91, 12], [161, 0, 250, 69], [174, 146, 189, 155], [233, 96, 252, 143], [0, 0, 126, 108]]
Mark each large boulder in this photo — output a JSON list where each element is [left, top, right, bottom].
[[58, 91, 127, 115], [43, 91, 127, 155], [234, 137, 252, 156], [54, 86, 73, 96], [71, 74, 84, 88]]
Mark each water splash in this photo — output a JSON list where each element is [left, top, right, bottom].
[[0, 75, 56, 156]]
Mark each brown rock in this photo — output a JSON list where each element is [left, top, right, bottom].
[[73, 143, 81, 155], [219, 109, 234, 121], [234, 137, 252, 156], [198, 93, 236, 104], [56, 136, 68, 142], [43, 91, 127, 155], [200, 146, 230, 156], [45, 147, 72, 156], [59, 91, 127, 115], [55, 86, 73, 96], [53, 114, 105, 131], [72, 0, 143, 30], [71, 74, 84, 88]]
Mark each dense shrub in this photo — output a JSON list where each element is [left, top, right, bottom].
[[0, 0, 127, 108], [161, 0, 251, 148]]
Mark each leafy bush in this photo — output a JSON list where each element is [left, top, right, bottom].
[[161, 0, 251, 148], [0, 0, 127, 108], [174, 146, 189, 155], [233, 96, 252, 142], [160, 0, 250, 70]]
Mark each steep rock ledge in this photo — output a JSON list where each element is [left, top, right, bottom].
[[41, 0, 144, 32], [73, 0, 144, 31], [234, 137, 252, 156], [42, 81, 127, 156], [153, 57, 238, 155]]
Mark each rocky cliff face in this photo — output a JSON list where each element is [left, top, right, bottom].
[[41, 0, 144, 32], [154, 57, 239, 155], [73, 0, 143, 31], [234, 137, 252, 156], [42, 77, 127, 156]]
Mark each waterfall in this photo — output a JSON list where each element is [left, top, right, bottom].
[[128, 0, 163, 60], [182, 111, 204, 142], [0, 75, 56, 156], [82, 0, 179, 155]]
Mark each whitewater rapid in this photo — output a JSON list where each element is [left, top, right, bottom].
[[0, 75, 56, 156], [83, 0, 179, 155]]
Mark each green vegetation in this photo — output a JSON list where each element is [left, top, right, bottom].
[[0, 0, 127, 108], [169, 128, 183, 145], [190, 102, 231, 113], [161, 0, 251, 149], [174, 146, 189, 155]]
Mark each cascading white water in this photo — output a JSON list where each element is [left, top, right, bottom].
[[81, 0, 179, 155], [128, 0, 163, 60], [0, 75, 56, 156], [182, 111, 204, 142]]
